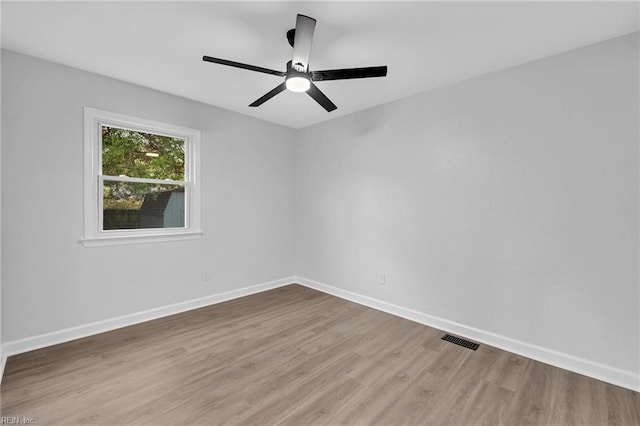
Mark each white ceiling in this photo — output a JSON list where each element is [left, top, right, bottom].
[[2, 1, 638, 129]]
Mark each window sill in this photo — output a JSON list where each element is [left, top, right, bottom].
[[80, 231, 203, 247]]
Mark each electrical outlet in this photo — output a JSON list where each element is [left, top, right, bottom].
[[378, 272, 385, 285], [202, 270, 211, 281]]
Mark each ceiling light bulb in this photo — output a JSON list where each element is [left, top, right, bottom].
[[286, 76, 310, 93]]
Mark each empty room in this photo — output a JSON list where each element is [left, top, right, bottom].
[[1, 1, 639, 424]]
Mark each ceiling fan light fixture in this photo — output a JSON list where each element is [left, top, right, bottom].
[[285, 75, 310, 92]]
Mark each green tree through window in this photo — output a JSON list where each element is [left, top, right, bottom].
[[102, 126, 185, 211], [102, 127, 185, 179]]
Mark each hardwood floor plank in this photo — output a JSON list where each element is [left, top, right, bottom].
[[485, 349, 530, 392], [2, 284, 638, 425], [366, 365, 445, 425], [504, 359, 561, 426]]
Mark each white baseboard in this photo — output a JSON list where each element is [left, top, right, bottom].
[[1, 277, 295, 360], [294, 276, 640, 393]]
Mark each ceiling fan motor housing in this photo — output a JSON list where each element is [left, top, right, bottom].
[[286, 60, 309, 78]]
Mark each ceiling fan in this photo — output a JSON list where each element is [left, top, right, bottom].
[[202, 14, 388, 112]]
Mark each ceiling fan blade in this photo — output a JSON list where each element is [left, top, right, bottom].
[[249, 82, 287, 107], [311, 66, 388, 81], [307, 82, 337, 112], [291, 14, 316, 72], [203, 56, 286, 77]]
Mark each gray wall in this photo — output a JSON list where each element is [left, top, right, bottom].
[[1, 50, 296, 342], [295, 33, 639, 374], [2, 33, 638, 384]]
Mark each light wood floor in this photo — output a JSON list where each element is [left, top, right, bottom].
[[2, 284, 639, 425]]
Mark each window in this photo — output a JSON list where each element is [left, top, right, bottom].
[[82, 108, 201, 247]]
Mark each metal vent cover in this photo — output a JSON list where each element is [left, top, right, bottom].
[[441, 334, 479, 351]]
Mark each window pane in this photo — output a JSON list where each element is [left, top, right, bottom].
[[103, 181, 185, 230], [101, 126, 185, 180]]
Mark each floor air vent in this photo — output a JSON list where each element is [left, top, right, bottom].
[[441, 334, 479, 351]]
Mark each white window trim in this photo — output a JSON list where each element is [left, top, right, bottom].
[[81, 107, 202, 247]]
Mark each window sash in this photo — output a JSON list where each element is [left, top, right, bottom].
[[99, 124, 187, 181], [99, 176, 190, 233]]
